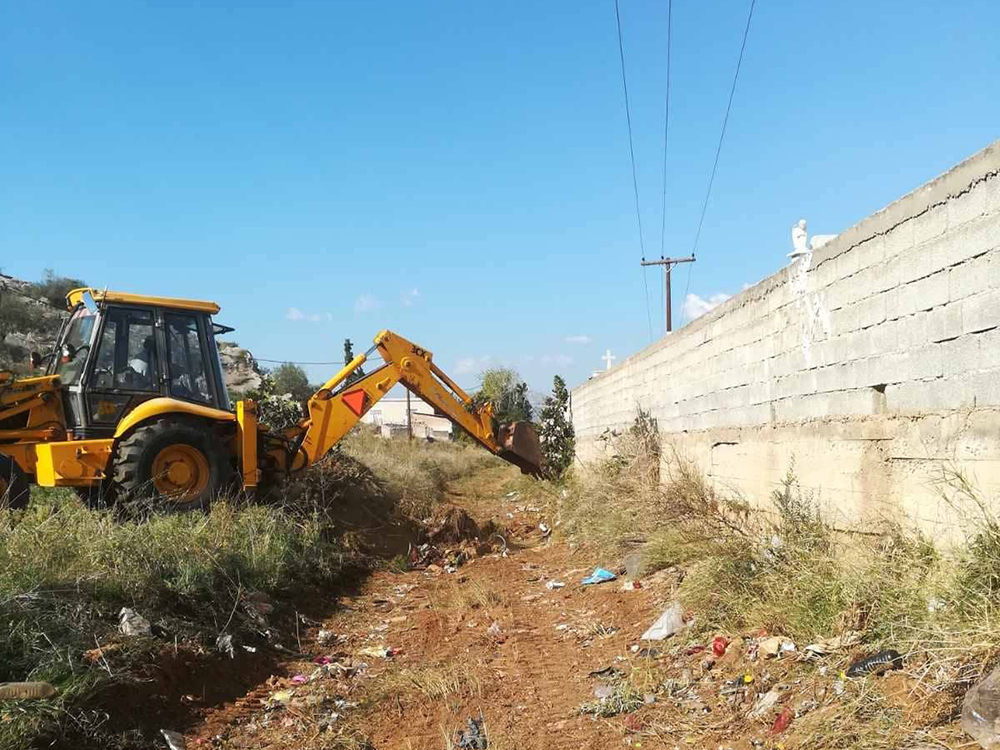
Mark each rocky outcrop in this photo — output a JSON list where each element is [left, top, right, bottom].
[[218, 341, 263, 394]]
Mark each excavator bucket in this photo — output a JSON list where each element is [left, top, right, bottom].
[[497, 422, 544, 477]]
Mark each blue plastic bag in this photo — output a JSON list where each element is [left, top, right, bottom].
[[581, 567, 617, 585]]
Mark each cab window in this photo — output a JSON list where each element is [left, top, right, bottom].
[[91, 309, 158, 391], [53, 306, 99, 386], [165, 313, 212, 404]]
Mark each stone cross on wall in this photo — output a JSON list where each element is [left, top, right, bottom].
[[602, 349, 616, 371]]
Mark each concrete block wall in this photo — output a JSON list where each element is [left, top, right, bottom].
[[572, 140, 1000, 533]]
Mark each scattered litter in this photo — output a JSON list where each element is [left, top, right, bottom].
[[539, 522, 551, 537], [589, 666, 623, 679], [621, 580, 642, 591], [640, 601, 687, 641], [313, 655, 332, 665], [749, 689, 780, 719], [846, 649, 903, 677], [794, 699, 818, 717], [267, 689, 294, 708], [962, 666, 1000, 749], [555, 624, 570, 631], [216, 633, 235, 659], [643, 693, 656, 704], [118, 607, 151, 637], [581, 567, 617, 585], [833, 679, 845, 696], [927, 596, 947, 614], [454, 715, 488, 749], [242, 645, 257, 653], [505, 491, 519, 499], [594, 683, 614, 699], [83, 643, 121, 664], [771, 705, 793, 735], [160, 729, 187, 750], [803, 632, 860, 658], [358, 645, 396, 659], [713, 636, 729, 657], [316, 629, 337, 645], [291, 675, 308, 684], [0, 682, 56, 700], [720, 673, 755, 695], [487, 622, 506, 643], [546, 580, 565, 590]]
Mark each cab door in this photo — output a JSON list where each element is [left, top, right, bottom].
[[83, 306, 165, 437]]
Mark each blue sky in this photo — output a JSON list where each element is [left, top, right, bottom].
[[3, 0, 998, 392]]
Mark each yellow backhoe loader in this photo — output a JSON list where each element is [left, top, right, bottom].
[[0, 288, 542, 509]]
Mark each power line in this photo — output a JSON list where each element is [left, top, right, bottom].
[[658, 0, 673, 260], [683, 0, 757, 323], [689, 0, 757, 259], [613, 0, 653, 341], [658, 0, 674, 334]]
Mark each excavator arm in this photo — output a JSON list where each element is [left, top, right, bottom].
[[258, 330, 542, 479]]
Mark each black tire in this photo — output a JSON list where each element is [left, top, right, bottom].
[[112, 417, 227, 512], [0, 454, 30, 510], [73, 481, 116, 510]]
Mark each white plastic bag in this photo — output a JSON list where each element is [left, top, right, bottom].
[[963, 666, 1000, 749]]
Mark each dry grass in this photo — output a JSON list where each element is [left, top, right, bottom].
[[387, 665, 485, 702], [341, 428, 502, 518], [537, 411, 1000, 746]]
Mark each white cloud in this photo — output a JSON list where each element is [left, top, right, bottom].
[[682, 292, 731, 321], [401, 288, 420, 307], [564, 335, 591, 345], [455, 355, 493, 376], [541, 353, 573, 367], [355, 294, 382, 313], [287, 307, 324, 323]]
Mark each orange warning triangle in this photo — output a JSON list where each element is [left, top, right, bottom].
[[342, 389, 368, 417]]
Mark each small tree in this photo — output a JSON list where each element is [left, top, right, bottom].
[[243, 373, 303, 430], [539, 375, 575, 479], [343, 338, 365, 385], [272, 361, 313, 402], [31, 269, 87, 308], [476, 367, 533, 424]]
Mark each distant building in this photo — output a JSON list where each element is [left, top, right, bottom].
[[360, 395, 454, 441]]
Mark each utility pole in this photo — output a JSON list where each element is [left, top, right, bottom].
[[406, 389, 413, 441], [640, 255, 695, 333]]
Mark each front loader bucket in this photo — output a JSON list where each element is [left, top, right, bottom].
[[497, 422, 544, 477]]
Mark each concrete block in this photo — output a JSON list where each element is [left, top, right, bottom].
[[940, 335, 980, 378], [884, 219, 915, 259], [939, 213, 1000, 268], [830, 305, 860, 334], [909, 271, 950, 312], [949, 250, 997, 302], [987, 174, 1000, 214], [836, 246, 862, 279], [857, 293, 888, 329], [870, 319, 898, 355], [885, 378, 955, 413], [979, 328, 1000, 370], [968, 368, 1000, 408], [911, 344, 944, 380], [926, 302, 964, 343], [963, 289, 1000, 334], [895, 313, 929, 351], [947, 178, 989, 228], [912, 204, 948, 245], [873, 257, 902, 293]]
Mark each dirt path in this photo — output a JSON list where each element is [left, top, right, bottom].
[[177, 466, 961, 750], [175, 466, 680, 749]]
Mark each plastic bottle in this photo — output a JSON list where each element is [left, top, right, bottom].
[[963, 667, 1000, 749]]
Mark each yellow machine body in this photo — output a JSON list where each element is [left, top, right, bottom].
[[0, 289, 542, 506]]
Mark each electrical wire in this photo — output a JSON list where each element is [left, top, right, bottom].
[[658, 0, 673, 334], [613, 0, 654, 341], [690, 0, 757, 259], [683, 0, 757, 322]]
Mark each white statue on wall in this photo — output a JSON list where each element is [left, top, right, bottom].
[[789, 218, 809, 258]]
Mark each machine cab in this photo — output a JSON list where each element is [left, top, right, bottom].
[[50, 289, 231, 438]]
